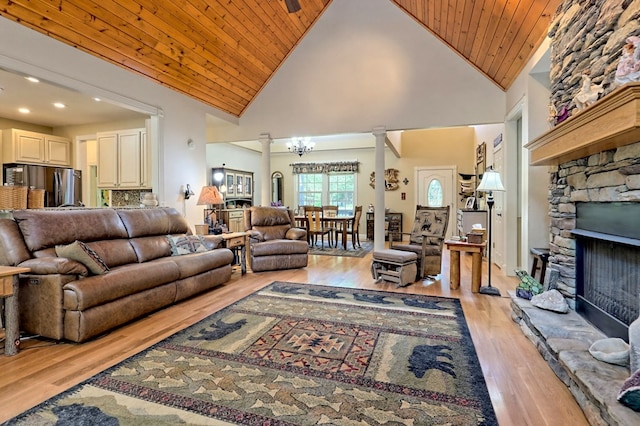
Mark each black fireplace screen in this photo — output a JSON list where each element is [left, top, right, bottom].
[[573, 202, 640, 340], [580, 237, 640, 327]]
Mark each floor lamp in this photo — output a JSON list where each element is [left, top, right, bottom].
[[476, 166, 505, 296]]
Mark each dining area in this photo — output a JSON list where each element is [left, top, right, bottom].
[[295, 205, 363, 251]]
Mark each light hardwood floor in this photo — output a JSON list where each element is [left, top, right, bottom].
[[0, 247, 588, 425]]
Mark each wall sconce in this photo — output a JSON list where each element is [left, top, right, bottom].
[[184, 184, 195, 200]]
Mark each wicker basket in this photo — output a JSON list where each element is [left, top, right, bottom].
[[0, 186, 28, 210], [27, 188, 46, 209]]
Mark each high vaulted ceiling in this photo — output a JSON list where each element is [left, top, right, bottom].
[[0, 0, 561, 118]]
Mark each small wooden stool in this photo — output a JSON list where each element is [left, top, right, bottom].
[[372, 249, 418, 287], [530, 247, 550, 284]]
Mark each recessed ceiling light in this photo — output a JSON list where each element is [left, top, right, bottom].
[[93, 97, 101, 102], [18, 107, 30, 114], [53, 102, 66, 109], [25, 76, 39, 83]]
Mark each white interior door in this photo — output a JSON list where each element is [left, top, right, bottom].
[[492, 147, 505, 268], [416, 167, 456, 240]]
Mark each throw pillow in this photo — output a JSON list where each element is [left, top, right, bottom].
[[514, 269, 544, 300], [55, 240, 110, 275], [167, 234, 209, 256], [618, 368, 640, 411]]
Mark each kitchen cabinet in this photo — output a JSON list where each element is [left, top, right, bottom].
[[97, 128, 149, 188], [2, 129, 71, 166], [366, 211, 403, 241]]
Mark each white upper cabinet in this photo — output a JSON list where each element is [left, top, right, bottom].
[[97, 128, 149, 189], [3, 129, 71, 166]]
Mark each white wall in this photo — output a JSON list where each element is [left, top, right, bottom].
[[207, 0, 506, 143], [505, 38, 554, 272]]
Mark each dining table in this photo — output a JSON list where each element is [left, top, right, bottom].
[[295, 214, 355, 249]]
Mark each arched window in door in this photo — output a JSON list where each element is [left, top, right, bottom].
[[427, 179, 444, 207]]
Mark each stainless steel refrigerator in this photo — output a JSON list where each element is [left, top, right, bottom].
[[3, 164, 83, 207]]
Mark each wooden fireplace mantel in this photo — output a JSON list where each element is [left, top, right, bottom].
[[525, 82, 640, 166]]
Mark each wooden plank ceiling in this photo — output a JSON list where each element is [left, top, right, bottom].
[[0, 0, 561, 118]]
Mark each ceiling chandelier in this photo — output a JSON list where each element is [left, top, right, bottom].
[[287, 137, 315, 157]]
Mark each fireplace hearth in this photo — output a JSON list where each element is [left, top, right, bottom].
[[572, 202, 640, 341]]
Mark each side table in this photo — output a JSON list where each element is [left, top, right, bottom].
[[221, 232, 248, 274], [1, 266, 30, 356], [444, 240, 486, 293]]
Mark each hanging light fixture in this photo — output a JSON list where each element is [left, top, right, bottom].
[[287, 137, 315, 157]]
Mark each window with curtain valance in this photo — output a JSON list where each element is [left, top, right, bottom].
[[290, 161, 359, 174], [290, 161, 360, 215]]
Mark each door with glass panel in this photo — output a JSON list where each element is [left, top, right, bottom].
[[416, 167, 455, 240]]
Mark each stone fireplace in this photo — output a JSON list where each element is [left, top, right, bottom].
[[527, 83, 640, 315], [516, 83, 640, 425]]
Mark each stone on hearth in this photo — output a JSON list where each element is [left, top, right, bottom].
[[589, 338, 630, 366], [531, 289, 570, 313]]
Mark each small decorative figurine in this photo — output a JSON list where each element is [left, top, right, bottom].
[[574, 72, 603, 111], [615, 36, 640, 86]]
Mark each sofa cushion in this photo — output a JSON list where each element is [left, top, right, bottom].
[[129, 235, 173, 263], [55, 241, 110, 275], [251, 239, 309, 256], [13, 209, 128, 252], [117, 208, 190, 238], [169, 248, 234, 278], [63, 260, 180, 311], [86, 239, 139, 267], [167, 234, 209, 255]]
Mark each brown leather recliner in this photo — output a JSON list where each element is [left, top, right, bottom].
[[243, 206, 308, 272]]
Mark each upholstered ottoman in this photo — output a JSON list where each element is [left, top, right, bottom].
[[371, 249, 418, 287]]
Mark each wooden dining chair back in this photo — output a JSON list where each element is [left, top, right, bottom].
[[305, 206, 331, 249], [348, 205, 363, 249], [322, 205, 339, 247]]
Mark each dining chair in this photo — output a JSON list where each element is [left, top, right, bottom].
[[305, 206, 331, 248], [346, 205, 363, 249], [322, 205, 339, 247]]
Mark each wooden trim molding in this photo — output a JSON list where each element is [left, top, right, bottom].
[[526, 82, 640, 166]]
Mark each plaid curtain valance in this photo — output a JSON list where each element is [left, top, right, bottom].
[[290, 161, 359, 174]]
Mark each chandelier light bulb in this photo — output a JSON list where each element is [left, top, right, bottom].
[[287, 137, 315, 157]]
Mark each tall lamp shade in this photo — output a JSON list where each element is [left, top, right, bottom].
[[476, 166, 505, 296], [197, 186, 224, 226]]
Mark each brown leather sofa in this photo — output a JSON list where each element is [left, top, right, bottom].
[[243, 206, 308, 272], [0, 207, 234, 342]]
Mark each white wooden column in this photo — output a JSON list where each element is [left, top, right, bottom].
[[259, 133, 271, 207], [372, 126, 386, 251]]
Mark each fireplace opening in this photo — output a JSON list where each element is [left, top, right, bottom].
[[572, 202, 640, 342]]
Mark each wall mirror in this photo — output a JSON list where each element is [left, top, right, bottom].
[[271, 171, 284, 205]]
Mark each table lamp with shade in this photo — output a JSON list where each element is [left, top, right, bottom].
[[476, 166, 505, 296], [197, 186, 224, 232]]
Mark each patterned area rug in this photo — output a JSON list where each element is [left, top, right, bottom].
[[6, 282, 497, 425], [308, 240, 373, 257]]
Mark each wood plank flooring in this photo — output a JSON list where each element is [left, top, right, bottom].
[[0, 248, 588, 425]]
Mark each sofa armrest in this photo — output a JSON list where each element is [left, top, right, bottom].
[[200, 234, 224, 249], [286, 227, 307, 241], [248, 230, 265, 243], [18, 257, 89, 276]]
